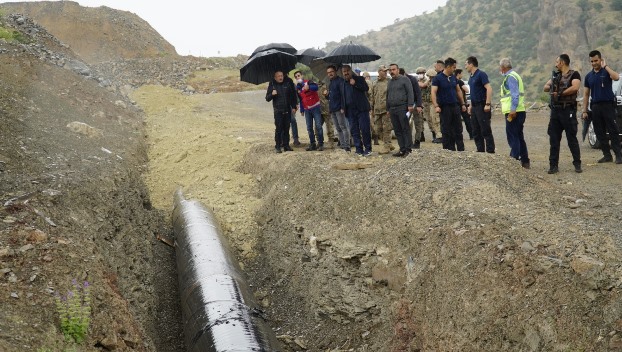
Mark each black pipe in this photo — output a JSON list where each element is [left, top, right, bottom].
[[172, 189, 280, 352]]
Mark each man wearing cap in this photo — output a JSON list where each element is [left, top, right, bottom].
[[370, 65, 393, 154], [387, 63, 416, 157]]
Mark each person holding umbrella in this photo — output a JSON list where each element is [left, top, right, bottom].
[[266, 70, 298, 153], [341, 65, 373, 156]]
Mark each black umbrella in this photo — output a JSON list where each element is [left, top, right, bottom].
[[309, 58, 342, 82], [296, 47, 327, 66], [323, 43, 381, 64], [250, 43, 297, 58], [240, 49, 297, 85]]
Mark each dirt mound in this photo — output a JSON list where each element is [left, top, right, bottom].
[[139, 86, 622, 351], [0, 1, 178, 64], [241, 144, 622, 351], [0, 16, 183, 352]]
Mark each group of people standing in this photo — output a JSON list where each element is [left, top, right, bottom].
[[542, 50, 621, 173], [266, 50, 622, 173]]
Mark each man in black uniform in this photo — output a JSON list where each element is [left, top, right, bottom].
[[543, 54, 582, 173]]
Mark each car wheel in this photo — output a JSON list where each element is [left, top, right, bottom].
[[587, 121, 601, 149]]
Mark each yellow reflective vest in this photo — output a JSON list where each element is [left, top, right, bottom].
[[500, 71, 525, 114]]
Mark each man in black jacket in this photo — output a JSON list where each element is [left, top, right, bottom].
[[266, 70, 298, 153], [341, 65, 372, 156]]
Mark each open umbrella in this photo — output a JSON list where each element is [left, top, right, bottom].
[[323, 43, 381, 65], [296, 47, 327, 66], [240, 49, 297, 85], [309, 58, 342, 82], [250, 43, 297, 58]]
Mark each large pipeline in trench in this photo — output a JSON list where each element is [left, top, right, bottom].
[[172, 189, 280, 351]]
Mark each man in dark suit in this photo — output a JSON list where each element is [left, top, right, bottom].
[[341, 65, 372, 156]]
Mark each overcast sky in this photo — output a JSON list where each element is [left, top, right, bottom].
[[18, 0, 448, 57]]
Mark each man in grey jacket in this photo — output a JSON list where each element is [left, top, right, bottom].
[[387, 64, 420, 156]]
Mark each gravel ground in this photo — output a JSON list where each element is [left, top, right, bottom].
[[140, 87, 622, 351]]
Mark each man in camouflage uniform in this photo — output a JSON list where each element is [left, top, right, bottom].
[[370, 65, 394, 154], [420, 68, 442, 143], [317, 80, 335, 148]]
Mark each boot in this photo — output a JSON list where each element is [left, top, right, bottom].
[[373, 135, 379, 145], [598, 154, 613, 163], [293, 138, 301, 147], [305, 143, 317, 151], [413, 140, 421, 149], [420, 133, 425, 142]]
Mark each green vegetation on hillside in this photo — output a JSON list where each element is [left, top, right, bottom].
[[0, 12, 28, 44], [329, 0, 622, 102]]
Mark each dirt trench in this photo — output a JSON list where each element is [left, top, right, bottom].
[[137, 85, 622, 351]]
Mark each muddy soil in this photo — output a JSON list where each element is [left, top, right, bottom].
[[138, 85, 622, 351]]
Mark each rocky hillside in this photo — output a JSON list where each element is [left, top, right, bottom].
[[0, 0, 178, 64], [328, 0, 622, 101]]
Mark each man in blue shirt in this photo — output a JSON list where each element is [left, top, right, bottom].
[[431, 57, 467, 151], [582, 50, 622, 164], [465, 56, 495, 153]]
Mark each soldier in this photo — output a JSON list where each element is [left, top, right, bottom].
[[362, 71, 378, 145], [317, 79, 335, 149], [421, 68, 442, 143], [370, 65, 394, 154]]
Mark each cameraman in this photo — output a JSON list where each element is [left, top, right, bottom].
[[543, 53, 582, 174]]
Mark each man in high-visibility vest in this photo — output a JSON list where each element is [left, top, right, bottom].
[[499, 57, 530, 169]]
